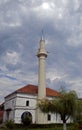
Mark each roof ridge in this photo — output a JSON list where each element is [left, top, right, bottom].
[[5, 84, 60, 98]]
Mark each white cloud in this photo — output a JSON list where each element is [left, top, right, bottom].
[[4, 51, 20, 65], [0, 0, 82, 102], [67, 17, 82, 46], [0, 76, 24, 101]]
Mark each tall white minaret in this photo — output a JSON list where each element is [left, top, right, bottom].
[[36, 33, 48, 124]]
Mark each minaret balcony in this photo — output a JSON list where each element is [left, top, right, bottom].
[[37, 49, 47, 57], [37, 52, 47, 57]]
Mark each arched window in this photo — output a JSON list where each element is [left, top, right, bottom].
[[21, 111, 32, 121]]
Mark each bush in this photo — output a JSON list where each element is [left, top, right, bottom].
[[72, 123, 79, 130], [5, 120, 15, 129], [78, 119, 82, 125], [76, 119, 82, 129], [21, 115, 32, 126], [29, 123, 61, 128]]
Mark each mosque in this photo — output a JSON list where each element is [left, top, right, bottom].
[[3, 36, 62, 124]]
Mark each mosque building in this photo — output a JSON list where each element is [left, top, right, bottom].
[[3, 36, 62, 124]]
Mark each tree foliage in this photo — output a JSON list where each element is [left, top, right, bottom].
[[38, 90, 79, 130], [57, 91, 78, 123], [21, 115, 32, 126]]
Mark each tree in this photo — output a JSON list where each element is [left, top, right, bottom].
[[21, 115, 32, 130], [75, 99, 82, 124], [38, 90, 78, 130], [22, 115, 32, 125]]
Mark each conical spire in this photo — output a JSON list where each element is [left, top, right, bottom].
[[41, 30, 44, 40]]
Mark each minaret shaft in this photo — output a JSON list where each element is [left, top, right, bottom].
[[38, 56, 46, 99], [37, 39, 47, 100], [36, 37, 48, 124]]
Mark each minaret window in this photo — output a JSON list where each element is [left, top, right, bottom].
[[26, 100, 29, 106]]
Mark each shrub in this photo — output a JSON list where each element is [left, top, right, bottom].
[[21, 115, 32, 126], [5, 120, 15, 129], [78, 119, 82, 125], [72, 122, 79, 130]]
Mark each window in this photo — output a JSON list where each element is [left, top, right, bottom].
[[48, 114, 51, 121], [26, 100, 29, 106], [21, 111, 32, 121]]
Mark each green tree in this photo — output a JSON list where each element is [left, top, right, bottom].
[[38, 90, 78, 130], [21, 115, 32, 130], [75, 99, 82, 124]]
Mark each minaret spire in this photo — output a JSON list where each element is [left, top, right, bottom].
[[37, 31, 47, 58], [41, 30, 44, 40]]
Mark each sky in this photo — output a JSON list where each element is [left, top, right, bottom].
[[0, 0, 82, 102]]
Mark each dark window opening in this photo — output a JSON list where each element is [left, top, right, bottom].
[[26, 101, 29, 106], [48, 114, 51, 121], [21, 111, 32, 122]]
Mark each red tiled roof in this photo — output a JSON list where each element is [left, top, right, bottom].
[[16, 84, 59, 97], [17, 84, 38, 95], [46, 87, 59, 97]]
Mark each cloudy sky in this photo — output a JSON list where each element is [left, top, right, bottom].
[[0, 0, 82, 102]]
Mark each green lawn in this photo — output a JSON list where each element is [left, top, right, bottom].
[[0, 126, 74, 130], [0, 128, 60, 130], [0, 123, 79, 130]]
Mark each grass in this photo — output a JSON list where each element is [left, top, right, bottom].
[[0, 128, 60, 130], [0, 123, 80, 130], [0, 126, 74, 130]]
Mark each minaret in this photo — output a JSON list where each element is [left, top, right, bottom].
[[36, 33, 48, 124]]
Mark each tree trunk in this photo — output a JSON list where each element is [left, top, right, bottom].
[[63, 122, 66, 130]]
